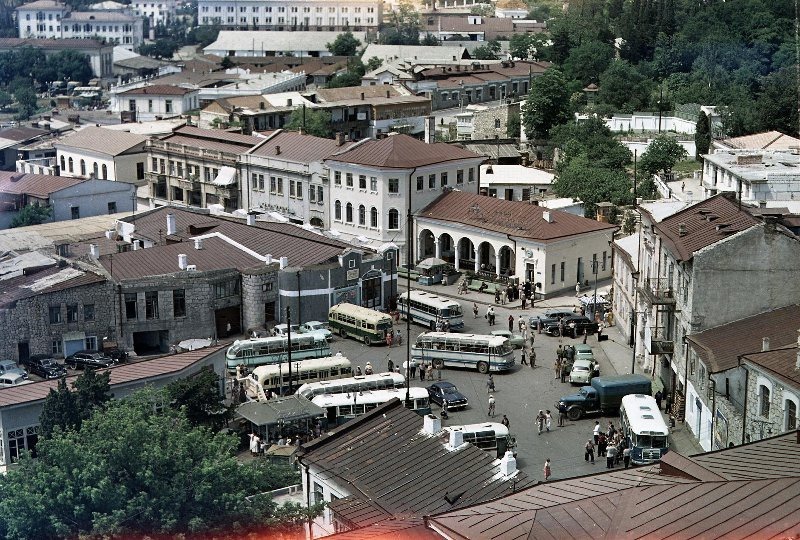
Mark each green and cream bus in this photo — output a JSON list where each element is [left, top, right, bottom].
[[411, 332, 515, 374], [398, 290, 464, 331], [327, 303, 393, 346]]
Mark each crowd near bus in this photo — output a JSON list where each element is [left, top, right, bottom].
[[328, 303, 393, 345], [411, 332, 515, 374], [226, 334, 330, 370], [398, 290, 464, 331]]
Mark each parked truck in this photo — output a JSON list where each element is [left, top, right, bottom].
[[556, 374, 651, 421]]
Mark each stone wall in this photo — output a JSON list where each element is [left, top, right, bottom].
[[470, 102, 520, 140], [242, 265, 279, 332]]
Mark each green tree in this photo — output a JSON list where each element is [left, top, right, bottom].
[[327, 31, 361, 57], [379, 2, 421, 45], [285, 107, 333, 138], [72, 368, 111, 420], [469, 4, 494, 16], [327, 57, 365, 88], [365, 56, 383, 71], [420, 33, 440, 46], [13, 84, 38, 120], [597, 61, 652, 113], [553, 155, 634, 216], [521, 68, 570, 141], [187, 24, 221, 48], [167, 367, 232, 429], [639, 135, 688, 178], [139, 37, 180, 59], [43, 50, 93, 84], [550, 117, 632, 170], [0, 90, 11, 109], [39, 379, 80, 439], [507, 111, 520, 138], [562, 40, 614, 85], [9, 203, 51, 227], [694, 111, 711, 160], [0, 388, 318, 539], [509, 33, 538, 60], [220, 55, 234, 69], [471, 39, 501, 60]]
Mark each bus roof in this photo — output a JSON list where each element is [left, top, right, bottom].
[[329, 303, 393, 322], [621, 394, 669, 435], [311, 386, 427, 407], [251, 355, 351, 377], [296, 372, 404, 396], [415, 332, 508, 347], [227, 333, 321, 354], [400, 290, 460, 307], [443, 422, 509, 437]]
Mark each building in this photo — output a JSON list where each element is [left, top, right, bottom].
[[479, 164, 553, 201], [0, 126, 50, 171], [416, 191, 616, 296], [145, 125, 265, 211], [711, 130, 800, 153], [130, 0, 180, 26], [54, 126, 148, 186], [361, 44, 471, 65], [204, 30, 368, 58], [197, 0, 382, 31], [455, 101, 520, 141], [701, 149, 800, 204], [116, 85, 200, 122], [420, 14, 546, 42], [16, 0, 144, 49], [611, 231, 639, 348], [0, 172, 135, 229], [324, 134, 484, 261], [297, 399, 533, 537], [0, 37, 113, 77], [0, 346, 226, 471], [494, 0, 529, 18]]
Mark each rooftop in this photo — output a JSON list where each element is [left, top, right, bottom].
[[0, 264, 106, 309], [0, 171, 84, 198], [119, 85, 195, 96], [325, 134, 481, 169], [716, 130, 800, 152], [249, 130, 357, 162], [68, 10, 138, 21], [702, 149, 800, 183], [613, 232, 639, 270], [0, 37, 108, 50], [16, 0, 65, 9], [740, 346, 800, 390], [158, 125, 264, 154], [205, 31, 369, 54], [362, 44, 470, 64], [418, 191, 616, 243], [479, 164, 554, 185], [54, 126, 148, 156], [0, 126, 49, 143]]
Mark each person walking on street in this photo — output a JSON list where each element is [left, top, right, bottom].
[[409, 359, 417, 379], [536, 410, 545, 435], [545, 410, 552, 432], [420, 363, 426, 382], [387, 358, 394, 373], [623, 446, 631, 469], [554, 358, 561, 380], [508, 314, 514, 332], [560, 362, 570, 383], [558, 402, 567, 426], [520, 348, 528, 365], [487, 374, 495, 394], [530, 348, 537, 368], [473, 303, 479, 319], [486, 306, 495, 326], [593, 421, 601, 444], [654, 390, 663, 411], [488, 395, 496, 417], [585, 439, 595, 463], [606, 445, 617, 469], [576, 282, 581, 297], [598, 433, 607, 458], [501, 414, 510, 428], [521, 294, 527, 309], [543, 458, 551, 481]]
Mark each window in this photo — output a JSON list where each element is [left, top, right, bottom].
[[296, 180, 302, 199], [125, 293, 137, 319], [560, 262, 565, 282], [388, 178, 399, 193], [107, 201, 117, 214], [370, 176, 377, 191], [358, 204, 365, 225], [83, 304, 95, 321], [334, 171, 341, 185], [428, 174, 435, 188], [346, 173, 353, 187], [310, 186, 316, 202], [416, 175, 423, 190], [787, 399, 797, 430], [457, 170, 464, 184], [551, 264, 556, 284], [346, 202, 353, 223], [495, 119, 501, 128], [165, 100, 173, 113], [52, 339, 62, 355], [145, 291, 159, 319], [602, 250, 607, 271], [84, 336, 97, 351], [71, 206, 80, 219], [214, 279, 239, 298], [80, 159, 86, 176], [270, 176, 277, 193], [290, 180, 296, 197], [68, 157, 73, 172], [173, 289, 186, 317], [66, 304, 79, 322], [317, 186, 323, 203], [60, 155, 65, 170], [276, 177, 283, 194], [359, 174, 366, 189], [49, 306, 62, 324], [335, 200, 341, 220], [468, 168, 474, 182], [759, 384, 770, 417], [440, 172, 448, 187], [370, 206, 378, 227], [388, 209, 399, 230]]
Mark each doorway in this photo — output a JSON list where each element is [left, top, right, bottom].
[[215, 306, 241, 338], [17, 342, 29, 362]]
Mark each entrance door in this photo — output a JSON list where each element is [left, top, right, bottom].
[[577, 257, 584, 284], [695, 397, 702, 435], [215, 306, 241, 338], [17, 342, 29, 362], [361, 273, 381, 308]]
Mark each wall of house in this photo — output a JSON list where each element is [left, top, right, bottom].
[[538, 230, 615, 297], [114, 150, 148, 185], [120, 93, 198, 122], [301, 462, 352, 538], [241, 265, 280, 332], [51, 179, 136, 221], [745, 366, 800, 443], [612, 250, 636, 345]]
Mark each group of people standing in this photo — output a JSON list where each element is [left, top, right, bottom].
[[586, 420, 630, 469]]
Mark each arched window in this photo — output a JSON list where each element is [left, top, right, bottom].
[[759, 384, 770, 417], [370, 206, 378, 228], [60, 155, 65, 171], [80, 159, 86, 176], [101, 164, 107, 179], [358, 204, 365, 225], [345, 202, 353, 223], [334, 200, 341, 220], [388, 208, 399, 230], [786, 399, 797, 431], [68, 157, 73, 173], [93, 162, 98, 178]]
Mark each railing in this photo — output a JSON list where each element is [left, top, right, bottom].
[[640, 277, 676, 305], [649, 326, 674, 354]]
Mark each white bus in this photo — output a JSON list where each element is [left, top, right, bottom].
[[296, 372, 405, 400], [226, 334, 330, 370], [411, 332, 515, 374], [444, 422, 517, 458], [312, 387, 431, 426], [398, 290, 464, 331], [328, 303, 393, 346], [619, 394, 670, 465], [250, 355, 352, 395]]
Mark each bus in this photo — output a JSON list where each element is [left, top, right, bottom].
[[226, 334, 331, 370], [296, 372, 405, 400], [250, 355, 353, 395], [444, 423, 517, 458], [312, 387, 431, 426], [619, 394, 670, 465], [328, 303, 393, 346], [398, 290, 464, 331], [411, 332, 515, 374]]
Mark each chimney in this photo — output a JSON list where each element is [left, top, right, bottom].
[[178, 253, 188, 270], [422, 414, 441, 435], [678, 223, 687, 237], [542, 210, 551, 223], [335, 132, 345, 146], [194, 238, 203, 250], [265, 253, 273, 264], [448, 429, 464, 450], [276, 145, 281, 155], [105, 230, 114, 239], [132, 240, 140, 251], [279, 256, 288, 269], [89, 244, 99, 259], [360, 92, 365, 100], [247, 213, 256, 226], [386, 89, 390, 98], [762, 337, 770, 351], [287, 98, 292, 106], [499, 451, 517, 476], [259, 101, 265, 110], [166, 213, 176, 236], [424, 115, 435, 144]]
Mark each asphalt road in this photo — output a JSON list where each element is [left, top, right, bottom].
[[323, 292, 623, 482]]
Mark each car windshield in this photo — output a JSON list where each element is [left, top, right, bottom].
[[42, 360, 57, 367], [573, 366, 589, 372], [442, 386, 459, 394], [308, 323, 322, 330]]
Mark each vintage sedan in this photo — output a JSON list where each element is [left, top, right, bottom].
[[426, 381, 469, 410], [490, 330, 526, 349]]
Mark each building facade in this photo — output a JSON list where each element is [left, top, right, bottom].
[[701, 150, 800, 203], [197, 0, 381, 31], [116, 85, 200, 123], [131, 0, 180, 26], [0, 37, 113, 77], [54, 126, 148, 186]]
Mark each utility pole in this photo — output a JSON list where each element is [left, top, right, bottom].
[[592, 259, 599, 323], [405, 173, 413, 409], [286, 306, 293, 394]]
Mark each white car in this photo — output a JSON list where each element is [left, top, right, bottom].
[[300, 321, 333, 341], [0, 373, 33, 388], [568, 359, 596, 385], [274, 323, 330, 342]]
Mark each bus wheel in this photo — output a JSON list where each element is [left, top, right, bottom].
[[430, 321, 436, 331], [340, 328, 347, 338], [433, 358, 444, 369], [364, 335, 371, 346], [477, 361, 489, 374], [567, 407, 582, 421]]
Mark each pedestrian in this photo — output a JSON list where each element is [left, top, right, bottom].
[[606, 444, 617, 469], [607, 421, 616, 438], [430, 363, 437, 380], [386, 331, 393, 347], [518, 318, 526, 333], [249, 433, 261, 456], [554, 358, 561, 380], [409, 359, 417, 379], [521, 295, 527, 309], [530, 348, 537, 368], [558, 402, 567, 426], [495, 289, 501, 303], [536, 410, 545, 435], [520, 348, 527, 365], [501, 414, 510, 428], [508, 314, 514, 332], [545, 409, 552, 432], [681, 180, 685, 192], [396, 329, 403, 346], [488, 395, 496, 417], [576, 281, 581, 297], [557, 345, 563, 363], [598, 433, 607, 458], [664, 392, 671, 414], [420, 363, 426, 381], [654, 390, 663, 411], [623, 446, 631, 469], [561, 361, 570, 383], [387, 358, 394, 373], [529, 332, 535, 348], [487, 374, 495, 394], [593, 421, 601, 444], [543, 458, 551, 481], [585, 439, 595, 463], [473, 303, 479, 319], [355, 365, 363, 376], [365, 362, 373, 375]]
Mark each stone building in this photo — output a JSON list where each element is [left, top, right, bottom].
[[455, 101, 520, 141]]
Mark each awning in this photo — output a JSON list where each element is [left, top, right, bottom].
[[211, 166, 237, 186], [236, 396, 324, 426], [417, 257, 449, 269]]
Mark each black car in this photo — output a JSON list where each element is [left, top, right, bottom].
[[544, 316, 599, 338], [24, 355, 67, 379], [426, 381, 469, 410], [529, 309, 576, 330], [66, 350, 115, 370], [105, 348, 129, 363]]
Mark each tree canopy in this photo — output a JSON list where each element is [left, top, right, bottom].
[[10, 203, 51, 228], [327, 31, 361, 57], [521, 68, 571, 141], [39, 368, 110, 437], [285, 107, 333, 138], [166, 366, 232, 430], [378, 2, 421, 45], [639, 135, 689, 178]]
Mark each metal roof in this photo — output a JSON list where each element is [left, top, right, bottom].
[[0, 265, 106, 308], [326, 134, 482, 169], [249, 131, 357, 163], [0, 171, 84, 197], [236, 396, 324, 426], [55, 126, 148, 156]]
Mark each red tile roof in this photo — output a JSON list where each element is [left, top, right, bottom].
[[0, 126, 48, 142], [0, 171, 84, 198], [0, 345, 225, 407], [326, 134, 482, 169], [250, 130, 357, 162], [741, 346, 800, 391], [0, 265, 107, 308], [419, 191, 616, 242], [654, 193, 760, 262], [172, 125, 264, 146], [119, 85, 195, 96]]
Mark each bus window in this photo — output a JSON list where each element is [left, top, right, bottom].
[[327, 407, 337, 424], [339, 405, 352, 416], [354, 404, 365, 415]]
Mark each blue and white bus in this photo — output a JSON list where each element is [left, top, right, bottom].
[[312, 387, 431, 426], [226, 334, 331, 371], [398, 290, 464, 331], [619, 394, 670, 465], [296, 372, 405, 400], [411, 332, 515, 374]]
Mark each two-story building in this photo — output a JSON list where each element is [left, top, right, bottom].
[[116, 85, 200, 123], [54, 126, 148, 186], [479, 164, 552, 201], [324, 134, 484, 262], [0, 37, 113, 77], [701, 149, 800, 204], [204, 30, 366, 57], [197, 0, 381, 31], [130, 0, 180, 26]]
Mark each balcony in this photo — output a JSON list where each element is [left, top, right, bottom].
[[639, 277, 676, 306], [648, 326, 674, 355]]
